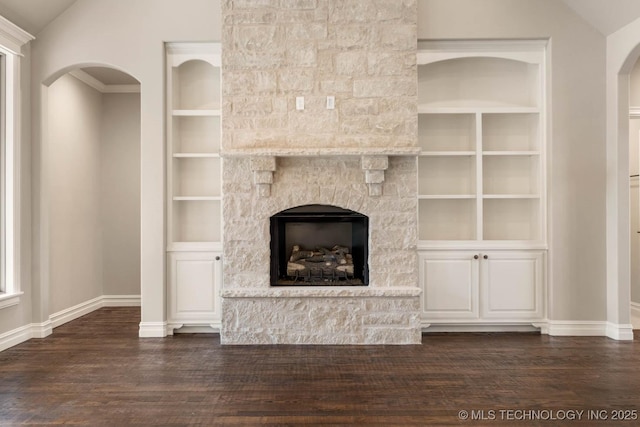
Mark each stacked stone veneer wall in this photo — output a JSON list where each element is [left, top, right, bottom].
[[220, 0, 420, 344], [221, 0, 417, 149]]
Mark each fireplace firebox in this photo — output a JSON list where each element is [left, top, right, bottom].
[[270, 205, 369, 286]]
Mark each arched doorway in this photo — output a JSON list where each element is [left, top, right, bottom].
[[42, 65, 141, 328], [607, 38, 640, 340]]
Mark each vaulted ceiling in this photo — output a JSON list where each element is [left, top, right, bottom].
[[1, 1, 640, 43]]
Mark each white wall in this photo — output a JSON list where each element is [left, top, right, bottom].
[[101, 93, 140, 296], [48, 73, 103, 314], [45, 75, 141, 314], [30, 0, 220, 335], [418, 0, 608, 322]]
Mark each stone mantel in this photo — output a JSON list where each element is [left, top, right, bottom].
[[221, 286, 422, 299], [222, 147, 420, 197], [220, 147, 421, 157]]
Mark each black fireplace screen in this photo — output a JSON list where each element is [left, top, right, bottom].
[[270, 205, 369, 286]]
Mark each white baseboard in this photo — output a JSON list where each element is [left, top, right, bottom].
[[102, 294, 141, 307], [49, 294, 141, 329], [606, 322, 634, 340], [30, 320, 53, 338], [138, 321, 169, 337], [0, 295, 141, 353], [546, 320, 633, 340], [422, 323, 541, 333], [631, 302, 640, 329], [0, 324, 34, 352], [0, 320, 53, 352], [50, 296, 104, 328], [547, 320, 606, 336]]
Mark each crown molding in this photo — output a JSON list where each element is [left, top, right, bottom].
[[69, 69, 140, 93], [0, 15, 34, 55]]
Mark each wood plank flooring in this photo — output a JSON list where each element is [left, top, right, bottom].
[[0, 307, 639, 426]]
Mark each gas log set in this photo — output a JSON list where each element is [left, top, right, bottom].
[[287, 244, 355, 280]]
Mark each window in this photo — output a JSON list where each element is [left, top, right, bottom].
[[0, 16, 33, 308]]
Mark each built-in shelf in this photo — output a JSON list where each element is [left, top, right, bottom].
[[482, 151, 540, 156], [420, 151, 476, 156], [172, 109, 221, 116], [483, 194, 540, 199], [173, 153, 220, 158], [418, 106, 540, 115], [173, 196, 222, 201], [167, 42, 222, 249], [419, 195, 476, 200], [165, 42, 223, 332], [417, 40, 546, 243]]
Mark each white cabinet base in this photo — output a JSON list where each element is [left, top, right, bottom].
[[167, 251, 221, 333], [420, 250, 545, 330]]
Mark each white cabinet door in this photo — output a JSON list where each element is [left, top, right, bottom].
[[480, 251, 544, 320], [168, 251, 221, 325], [420, 251, 479, 319]]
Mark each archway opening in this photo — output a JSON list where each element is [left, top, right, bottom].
[[44, 66, 141, 326]]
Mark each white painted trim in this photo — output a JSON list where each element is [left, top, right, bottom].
[[0, 291, 22, 309], [49, 296, 104, 328], [166, 42, 220, 67], [30, 320, 53, 339], [422, 323, 541, 333], [102, 294, 141, 306], [49, 295, 141, 329], [0, 323, 32, 352], [0, 15, 33, 55], [606, 322, 634, 340], [547, 320, 608, 336], [423, 320, 632, 339], [630, 106, 640, 118], [0, 295, 141, 352], [68, 69, 140, 94], [0, 319, 53, 352], [631, 302, 640, 329], [139, 322, 169, 338]]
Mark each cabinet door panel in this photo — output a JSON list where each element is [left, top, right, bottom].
[[481, 251, 543, 319], [420, 252, 479, 319], [168, 252, 221, 323]]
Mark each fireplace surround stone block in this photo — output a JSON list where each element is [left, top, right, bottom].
[[221, 0, 420, 344]]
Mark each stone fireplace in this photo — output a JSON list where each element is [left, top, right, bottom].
[[220, 0, 421, 344]]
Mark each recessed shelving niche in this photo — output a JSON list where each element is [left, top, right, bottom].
[[417, 40, 546, 244]]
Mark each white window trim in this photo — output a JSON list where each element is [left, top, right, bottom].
[[0, 15, 33, 309]]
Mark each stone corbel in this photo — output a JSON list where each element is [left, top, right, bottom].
[[250, 156, 277, 198], [361, 155, 388, 197]]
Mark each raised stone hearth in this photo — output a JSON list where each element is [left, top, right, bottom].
[[220, 0, 421, 344]]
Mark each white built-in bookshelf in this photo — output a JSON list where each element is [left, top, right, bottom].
[[417, 41, 546, 246], [167, 44, 222, 250], [165, 42, 222, 333], [418, 40, 547, 328]]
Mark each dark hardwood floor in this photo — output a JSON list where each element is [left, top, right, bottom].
[[0, 307, 639, 426]]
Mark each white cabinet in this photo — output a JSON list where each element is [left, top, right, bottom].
[[166, 42, 222, 333], [167, 252, 222, 329], [417, 40, 548, 329], [420, 251, 479, 320], [420, 251, 545, 324], [480, 251, 544, 319]]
